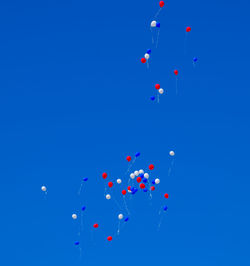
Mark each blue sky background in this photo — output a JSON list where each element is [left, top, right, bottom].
[[0, 0, 250, 265]]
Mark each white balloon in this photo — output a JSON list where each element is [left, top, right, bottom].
[[134, 171, 139, 176], [144, 53, 150, 60], [118, 214, 124, 220], [144, 173, 149, 179], [169, 150, 175, 156], [106, 194, 111, 200], [151, 20, 157, 27], [130, 173, 135, 179], [41, 186, 47, 192], [117, 179, 122, 184], [72, 214, 77, 220], [139, 169, 144, 174], [159, 88, 164, 94], [155, 178, 160, 184]]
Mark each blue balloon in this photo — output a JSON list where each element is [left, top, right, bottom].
[[142, 178, 148, 183], [152, 180, 155, 185], [163, 206, 168, 211], [143, 188, 148, 192], [81, 206, 86, 211], [193, 57, 198, 62], [156, 22, 160, 28], [124, 217, 129, 222], [147, 49, 151, 54], [135, 152, 141, 157], [83, 177, 88, 182], [74, 241, 80, 246], [150, 96, 155, 101], [140, 173, 144, 178]]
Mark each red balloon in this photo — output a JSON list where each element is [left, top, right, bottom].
[[108, 182, 113, 188], [136, 177, 142, 183], [155, 84, 160, 90], [140, 183, 145, 189], [186, 26, 191, 32], [102, 172, 107, 179], [126, 156, 132, 162], [107, 236, 112, 241], [122, 190, 127, 195], [151, 186, 155, 191], [149, 164, 154, 170], [174, 70, 178, 76], [141, 58, 146, 63], [164, 193, 169, 198], [159, 1, 165, 7], [127, 186, 131, 191], [93, 223, 99, 228]]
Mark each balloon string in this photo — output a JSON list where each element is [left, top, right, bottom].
[[117, 221, 121, 235], [156, 29, 160, 48], [78, 182, 83, 196], [168, 158, 175, 176], [123, 196, 130, 215], [150, 27, 154, 44], [113, 195, 123, 210], [154, 8, 162, 18], [175, 77, 178, 95]]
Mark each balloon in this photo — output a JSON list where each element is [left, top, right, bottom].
[[151, 20, 157, 27], [117, 179, 122, 184], [93, 223, 99, 228], [130, 173, 135, 179], [136, 177, 142, 183], [102, 172, 108, 179], [186, 26, 191, 32], [108, 182, 113, 188], [81, 206, 86, 211], [142, 178, 148, 183], [139, 169, 144, 174], [140, 183, 146, 189], [126, 156, 132, 162], [74, 241, 80, 246], [143, 188, 148, 192], [124, 217, 129, 222], [159, 88, 164, 94], [169, 150, 175, 156], [134, 171, 139, 176], [151, 186, 155, 191], [174, 70, 178, 76], [152, 180, 156, 185], [41, 186, 47, 192], [83, 177, 88, 181], [107, 236, 112, 241], [149, 164, 154, 170], [155, 178, 160, 184], [150, 96, 155, 101], [164, 193, 169, 199], [139, 173, 144, 178], [159, 1, 165, 7], [147, 49, 152, 54], [141, 58, 146, 63], [72, 214, 77, 220], [135, 152, 141, 157], [106, 194, 111, 200], [156, 22, 161, 28], [155, 84, 160, 90], [127, 186, 132, 192], [144, 173, 149, 179], [118, 214, 124, 220], [144, 53, 150, 60], [163, 206, 168, 211], [193, 57, 198, 62], [122, 190, 127, 195]]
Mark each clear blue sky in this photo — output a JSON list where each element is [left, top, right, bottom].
[[0, 0, 249, 265]]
